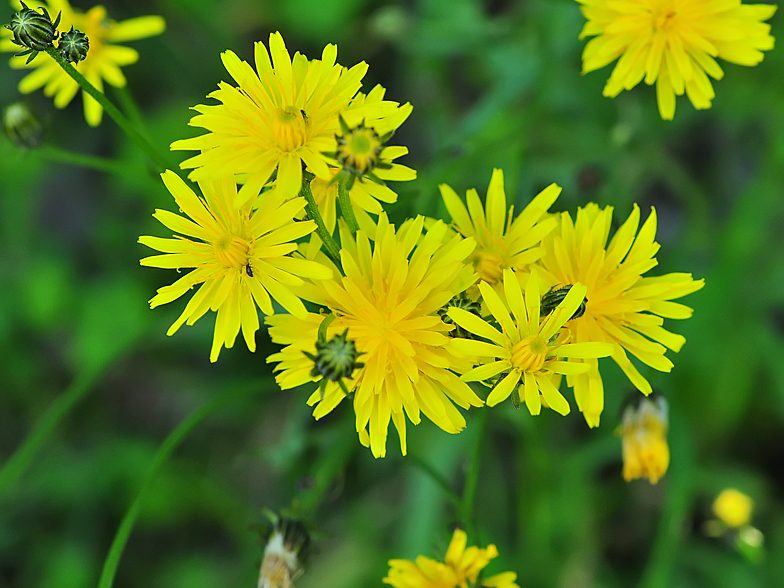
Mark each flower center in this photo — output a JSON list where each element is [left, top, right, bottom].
[[213, 234, 251, 269], [273, 107, 308, 152], [336, 126, 383, 175], [510, 335, 547, 373], [651, 5, 677, 32], [474, 250, 505, 284]]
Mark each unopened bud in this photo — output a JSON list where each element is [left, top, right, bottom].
[[3, 102, 44, 148], [58, 26, 89, 64]]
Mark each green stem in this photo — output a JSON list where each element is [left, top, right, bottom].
[[295, 416, 356, 514], [300, 178, 341, 265], [112, 85, 145, 130], [408, 452, 462, 511], [44, 47, 170, 172], [461, 408, 488, 543], [0, 364, 104, 497], [337, 178, 360, 233], [97, 379, 266, 588], [460, 409, 490, 540], [37, 145, 132, 176]]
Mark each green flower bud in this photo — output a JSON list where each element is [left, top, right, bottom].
[[303, 329, 364, 382], [540, 284, 587, 321], [58, 26, 89, 64], [4, 2, 61, 62], [439, 293, 482, 339], [3, 102, 43, 148]]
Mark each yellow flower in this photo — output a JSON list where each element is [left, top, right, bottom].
[[440, 169, 560, 285], [535, 203, 704, 426], [621, 395, 669, 484], [139, 171, 331, 362], [171, 32, 412, 207], [1, 0, 165, 126], [576, 0, 777, 119], [266, 214, 483, 458], [449, 268, 615, 414], [713, 488, 754, 528], [384, 528, 520, 588]]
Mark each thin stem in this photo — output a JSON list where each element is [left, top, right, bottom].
[[295, 414, 356, 514], [337, 177, 360, 233], [44, 47, 170, 172], [97, 379, 267, 588], [300, 177, 341, 265], [461, 408, 488, 543], [112, 85, 145, 130], [0, 364, 104, 497], [408, 452, 462, 511], [37, 145, 132, 176]]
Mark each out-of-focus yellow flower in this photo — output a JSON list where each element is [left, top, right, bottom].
[[575, 0, 777, 119], [621, 395, 669, 484], [440, 169, 560, 286], [536, 203, 704, 427], [1, 0, 165, 126], [384, 528, 520, 588], [713, 488, 754, 528]]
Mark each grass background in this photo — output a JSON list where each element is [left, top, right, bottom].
[[1, 0, 784, 586]]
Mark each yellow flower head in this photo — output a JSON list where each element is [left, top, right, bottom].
[[449, 268, 615, 415], [171, 32, 413, 208], [384, 528, 520, 588], [576, 0, 777, 119], [266, 213, 483, 458], [1, 0, 165, 126], [535, 203, 704, 426], [440, 169, 561, 286], [713, 488, 754, 528], [139, 171, 331, 362], [621, 395, 669, 484]]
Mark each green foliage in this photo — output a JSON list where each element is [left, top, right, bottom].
[[1, 1, 783, 587]]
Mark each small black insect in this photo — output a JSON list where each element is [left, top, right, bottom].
[[540, 285, 587, 321], [245, 263, 254, 278], [300, 109, 308, 124]]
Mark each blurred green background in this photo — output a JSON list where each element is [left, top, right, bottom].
[[1, 0, 784, 586]]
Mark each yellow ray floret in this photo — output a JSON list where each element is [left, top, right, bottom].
[[535, 203, 705, 427], [440, 169, 561, 285], [1, 0, 165, 126], [449, 268, 615, 415], [171, 32, 413, 207], [576, 0, 776, 119], [384, 528, 520, 588], [267, 213, 483, 458], [139, 170, 331, 362]]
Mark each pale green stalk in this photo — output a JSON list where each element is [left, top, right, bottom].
[[44, 46, 170, 172]]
